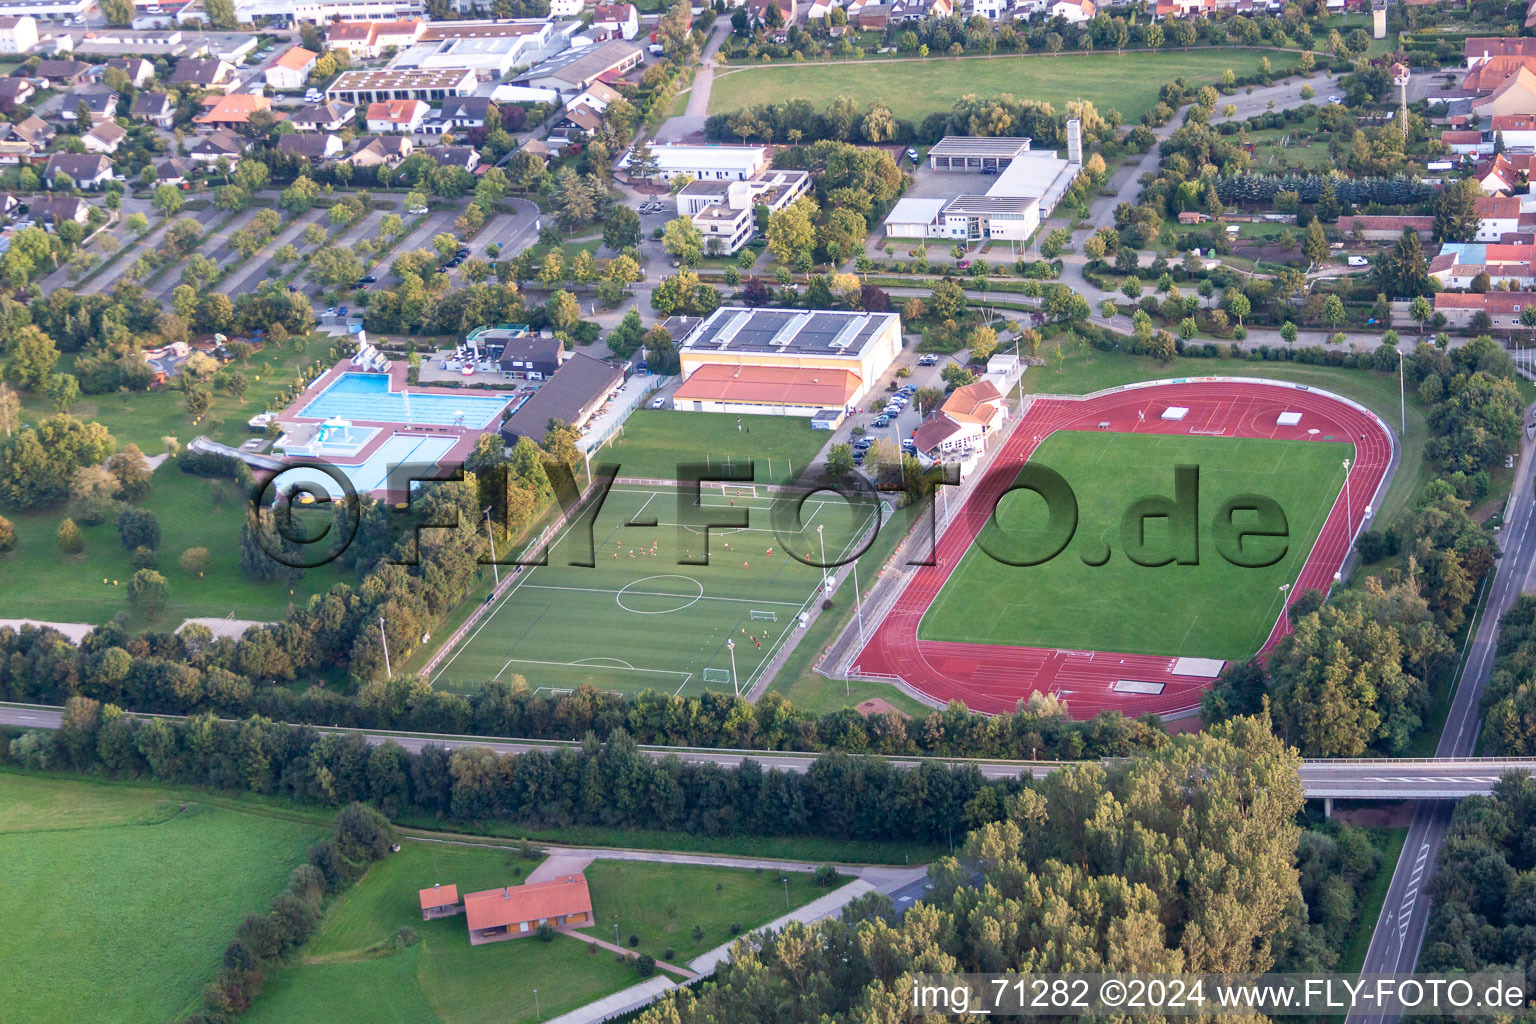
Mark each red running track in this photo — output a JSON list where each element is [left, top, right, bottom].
[[851, 379, 1395, 718]]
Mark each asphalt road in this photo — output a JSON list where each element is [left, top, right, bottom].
[[1344, 405, 1536, 1024], [0, 702, 1529, 799]]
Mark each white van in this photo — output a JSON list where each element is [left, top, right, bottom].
[[1346, 255, 1369, 267]]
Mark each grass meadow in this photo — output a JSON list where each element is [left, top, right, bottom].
[[243, 840, 841, 1024], [708, 48, 1293, 123], [598, 410, 832, 485], [919, 430, 1349, 660], [0, 772, 323, 1024]]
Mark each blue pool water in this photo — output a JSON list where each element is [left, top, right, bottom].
[[301, 373, 511, 428]]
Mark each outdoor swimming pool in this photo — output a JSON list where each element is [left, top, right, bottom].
[[279, 434, 460, 498], [300, 373, 512, 428]]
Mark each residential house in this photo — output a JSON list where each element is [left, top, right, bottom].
[[151, 155, 196, 184], [550, 0, 582, 14], [1465, 37, 1536, 68], [422, 94, 488, 135], [365, 98, 429, 133], [495, 332, 564, 379], [592, 2, 640, 39], [1440, 129, 1492, 156], [570, 82, 622, 114], [62, 87, 118, 124], [1432, 290, 1536, 330], [746, 0, 796, 25], [278, 132, 342, 162], [551, 102, 602, 140], [418, 884, 461, 921], [194, 94, 281, 130], [1472, 66, 1536, 118], [1429, 241, 1536, 289], [1048, 0, 1094, 19], [349, 134, 413, 167], [325, 18, 424, 59], [912, 380, 1007, 460], [461, 875, 593, 945], [290, 99, 356, 132], [0, 192, 21, 217], [265, 46, 317, 91], [0, 77, 35, 110], [184, 128, 246, 163], [888, 0, 949, 19], [425, 144, 479, 171], [105, 57, 154, 87], [1493, 113, 1536, 150], [34, 59, 91, 87], [1476, 195, 1523, 241], [169, 58, 238, 93], [82, 120, 127, 154], [1476, 152, 1534, 193], [0, 114, 51, 164], [43, 152, 112, 188], [30, 194, 89, 230], [0, 15, 39, 53], [131, 91, 176, 128]]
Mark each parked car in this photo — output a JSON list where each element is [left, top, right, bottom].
[[874, 416, 890, 428], [901, 439, 917, 453], [407, 205, 429, 216], [956, 260, 971, 269], [1328, 95, 1342, 104], [337, 306, 348, 317], [918, 354, 938, 366], [906, 147, 920, 163], [650, 397, 666, 409], [357, 275, 377, 284]]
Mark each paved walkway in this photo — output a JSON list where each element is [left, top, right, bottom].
[[686, 878, 878, 974], [562, 929, 699, 979], [542, 976, 679, 1024], [654, 20, 731, 143], [0, 620, 94, 643]]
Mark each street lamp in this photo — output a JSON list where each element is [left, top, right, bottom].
[[782, 876, 790, 907], [1278, 582, 1291, 636], [816, 523, 827, 596], [378, 615, 391, 679], [726, 638, 738, 697], [533, 989, 540, 1022], [484, 506, 500, 587], [1342, 459, 1353, 543], [1396, 345, 1406, 436]]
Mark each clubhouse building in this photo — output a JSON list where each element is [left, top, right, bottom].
[[419, 873, 594, 945]]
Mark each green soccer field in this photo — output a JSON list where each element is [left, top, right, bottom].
[[432, 484, 886, 696], [918, 432, 1352, 661]]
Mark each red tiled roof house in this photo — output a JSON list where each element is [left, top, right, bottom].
[[461, 875, 593, 945], [418, 883, 461, 920]]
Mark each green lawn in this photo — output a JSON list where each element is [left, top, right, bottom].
[[0, 771, 323, 1024], [583, 858, 843, 961], [244, 840, 842, 1024], [919, 430, 1350, 661], [433, 484, 879, 697], [0, 335, 347, 627], [599, 410, 831, 485], [708, 48, 1294, 123]]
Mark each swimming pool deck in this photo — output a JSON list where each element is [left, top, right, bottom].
[[275, 362, 513, 500]]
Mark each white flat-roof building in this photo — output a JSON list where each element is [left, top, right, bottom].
[[326, 66, 477, 104], [634, 143, 768, 182], [390, 19, 553, 76], [0, 15, 38, 52], [0, 0, 90, 18], [884, 126, 1080, 243], [233, 0, 423, 23]]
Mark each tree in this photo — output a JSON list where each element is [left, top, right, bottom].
[[0, 382, 16, 438], [128, 569, 169, 619], [108, 444, 153, 501], [1409, 295, 1434, 335], [826, 443, 855, 476], [1280, 321, 1299, 345], [1226, 293, 1250, 327], [1433, 177, 1484, 244], [661, 217, 703, 266], [0, 513, 12, 553], [47, 373, 79, 413], [603, 206, 641, 252], [117, 507, 161, 552], [180, 547, 210, 576], [100, 0, 133, 24], [1302, 218, 1329, 271], [1323, 294, 1347, 330], [5, 326, 60, 391], [766, 197, 818, 268], [152, 185, 184, 218], [967, 325, 999, 363], [57, 517, 83, 555]]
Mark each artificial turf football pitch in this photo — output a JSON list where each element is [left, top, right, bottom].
[[431, 484, 885, 697], [918, 431, 1353, 662]]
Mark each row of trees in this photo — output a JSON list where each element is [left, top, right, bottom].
[[7, 702, 1014, 843], [1482, 595, 1536, 757], [634, 715, 1367, 1023]]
